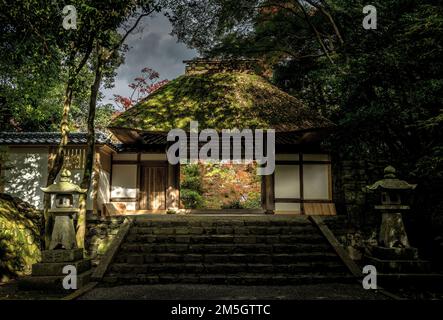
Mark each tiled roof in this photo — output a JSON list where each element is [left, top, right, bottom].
[[137, 132, 303, 146], [0, 132, 117, 149], [0, 131, 305, 155]]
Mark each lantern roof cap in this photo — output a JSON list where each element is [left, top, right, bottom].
[[41, 169, 88, 194], [364, 166, 417, 192]]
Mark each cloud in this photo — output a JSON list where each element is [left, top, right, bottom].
[[102, 13, 197, 104]]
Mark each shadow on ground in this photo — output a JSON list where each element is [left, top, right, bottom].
[[79, 283, 388, 300]]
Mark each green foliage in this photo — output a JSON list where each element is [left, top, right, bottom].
[[180, 164, 204, 208], [181, 163, 261, 209], [221, 192, 261, 209], [181, 176, 203, 193], [180, 189, 204, 209], [182, 164, 201, 179], [221, 199, 243, 209], [0, 1, 162, 132], [0, 194, 42, 282], [168, 0, 443, 224], [110, 71, 331, 131]]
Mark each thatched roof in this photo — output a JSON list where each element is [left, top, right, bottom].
[[109, 71, 333, 136]]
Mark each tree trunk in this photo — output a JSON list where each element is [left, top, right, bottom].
[[43, 83, 73, 249], [76, 51, 103, 248], [42, 44, 94, 249]]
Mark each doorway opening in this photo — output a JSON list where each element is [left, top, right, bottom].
[[180, 162, 261, 210]]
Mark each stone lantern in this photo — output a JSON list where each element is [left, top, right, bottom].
[[41, 169, 87, 250], [19, 169, 92, 291], [363, 165, 430, 273]]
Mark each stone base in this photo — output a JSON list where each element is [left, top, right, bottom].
[[372, 246, 418, 260], [41, 248, 84, 263], [378, 273, 443, 288], [19, 270, 92, 292], [365, 256, 431, 273], [19, 249, 92, 291], [32, 258, 91, 276]]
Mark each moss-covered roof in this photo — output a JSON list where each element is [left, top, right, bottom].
[[109, 72, 333, 133]]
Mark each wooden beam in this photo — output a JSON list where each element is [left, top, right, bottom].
[[274, 198, 333, 203], [276, 160, 331, 165]]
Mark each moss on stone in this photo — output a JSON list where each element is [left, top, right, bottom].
[[0, 194, 42, 282], [110, 72, 332, 132]]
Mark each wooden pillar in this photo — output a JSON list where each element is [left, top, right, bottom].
[[263, 173, 275, 214], [166, 163, 180, 211]]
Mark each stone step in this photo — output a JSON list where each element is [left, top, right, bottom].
[[118, 243, 332, 254], [32, 258, 91, 276], [108, 262, 346, 274], [133, 217, 312, 228], [125, 234, 324, 244], [19, 270, 92, 291], [114, 252, 339, 264], [102, 273, 355, 285], [103, 216, 351, 286], [129, 225, 316, 236]]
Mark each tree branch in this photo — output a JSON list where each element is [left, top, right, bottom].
[[304, 0, 344, 45]]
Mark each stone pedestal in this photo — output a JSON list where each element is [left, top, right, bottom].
[[49, 211, 77, 250], [19, 249, 92, 291], [378, 212, 410, 247], [366, 246, 431, 274]]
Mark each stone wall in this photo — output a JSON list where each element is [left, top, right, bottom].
[[332, 158, 388, 226], [85, 215, 125, 266], [329, 158, 388, 262]]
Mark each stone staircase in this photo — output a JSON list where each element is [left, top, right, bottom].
[[102, 215, 354, 285]]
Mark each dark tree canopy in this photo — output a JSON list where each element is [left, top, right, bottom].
[[164, 0, 443, 229]]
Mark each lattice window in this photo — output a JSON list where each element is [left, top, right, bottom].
[[63, 147, 86, 170]]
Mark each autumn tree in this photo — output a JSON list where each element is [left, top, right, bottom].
[[114, 67, 169, 111]]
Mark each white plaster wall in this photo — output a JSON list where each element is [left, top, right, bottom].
[[274, 165, 300, 198], [97, 170, 110, 211], [4, 147, 49, 209], [111, 164, 137, 199], [303, 164, 330, 200]]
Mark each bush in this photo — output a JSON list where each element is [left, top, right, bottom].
[[182, 164, 201, 177], [0, 194, 42, 282], [181, 164, 205, 209], [221, 199, 243, 209], [181, 176, 202, 192], [180, 189, 204, 209], [242, 192, 261, 209]]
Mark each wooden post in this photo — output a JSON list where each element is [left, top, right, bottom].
[[166, 163, 180, 211], [264, 173, 275, 214]]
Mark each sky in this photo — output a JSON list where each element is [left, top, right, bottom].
[[102, 13, 198, 105]]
